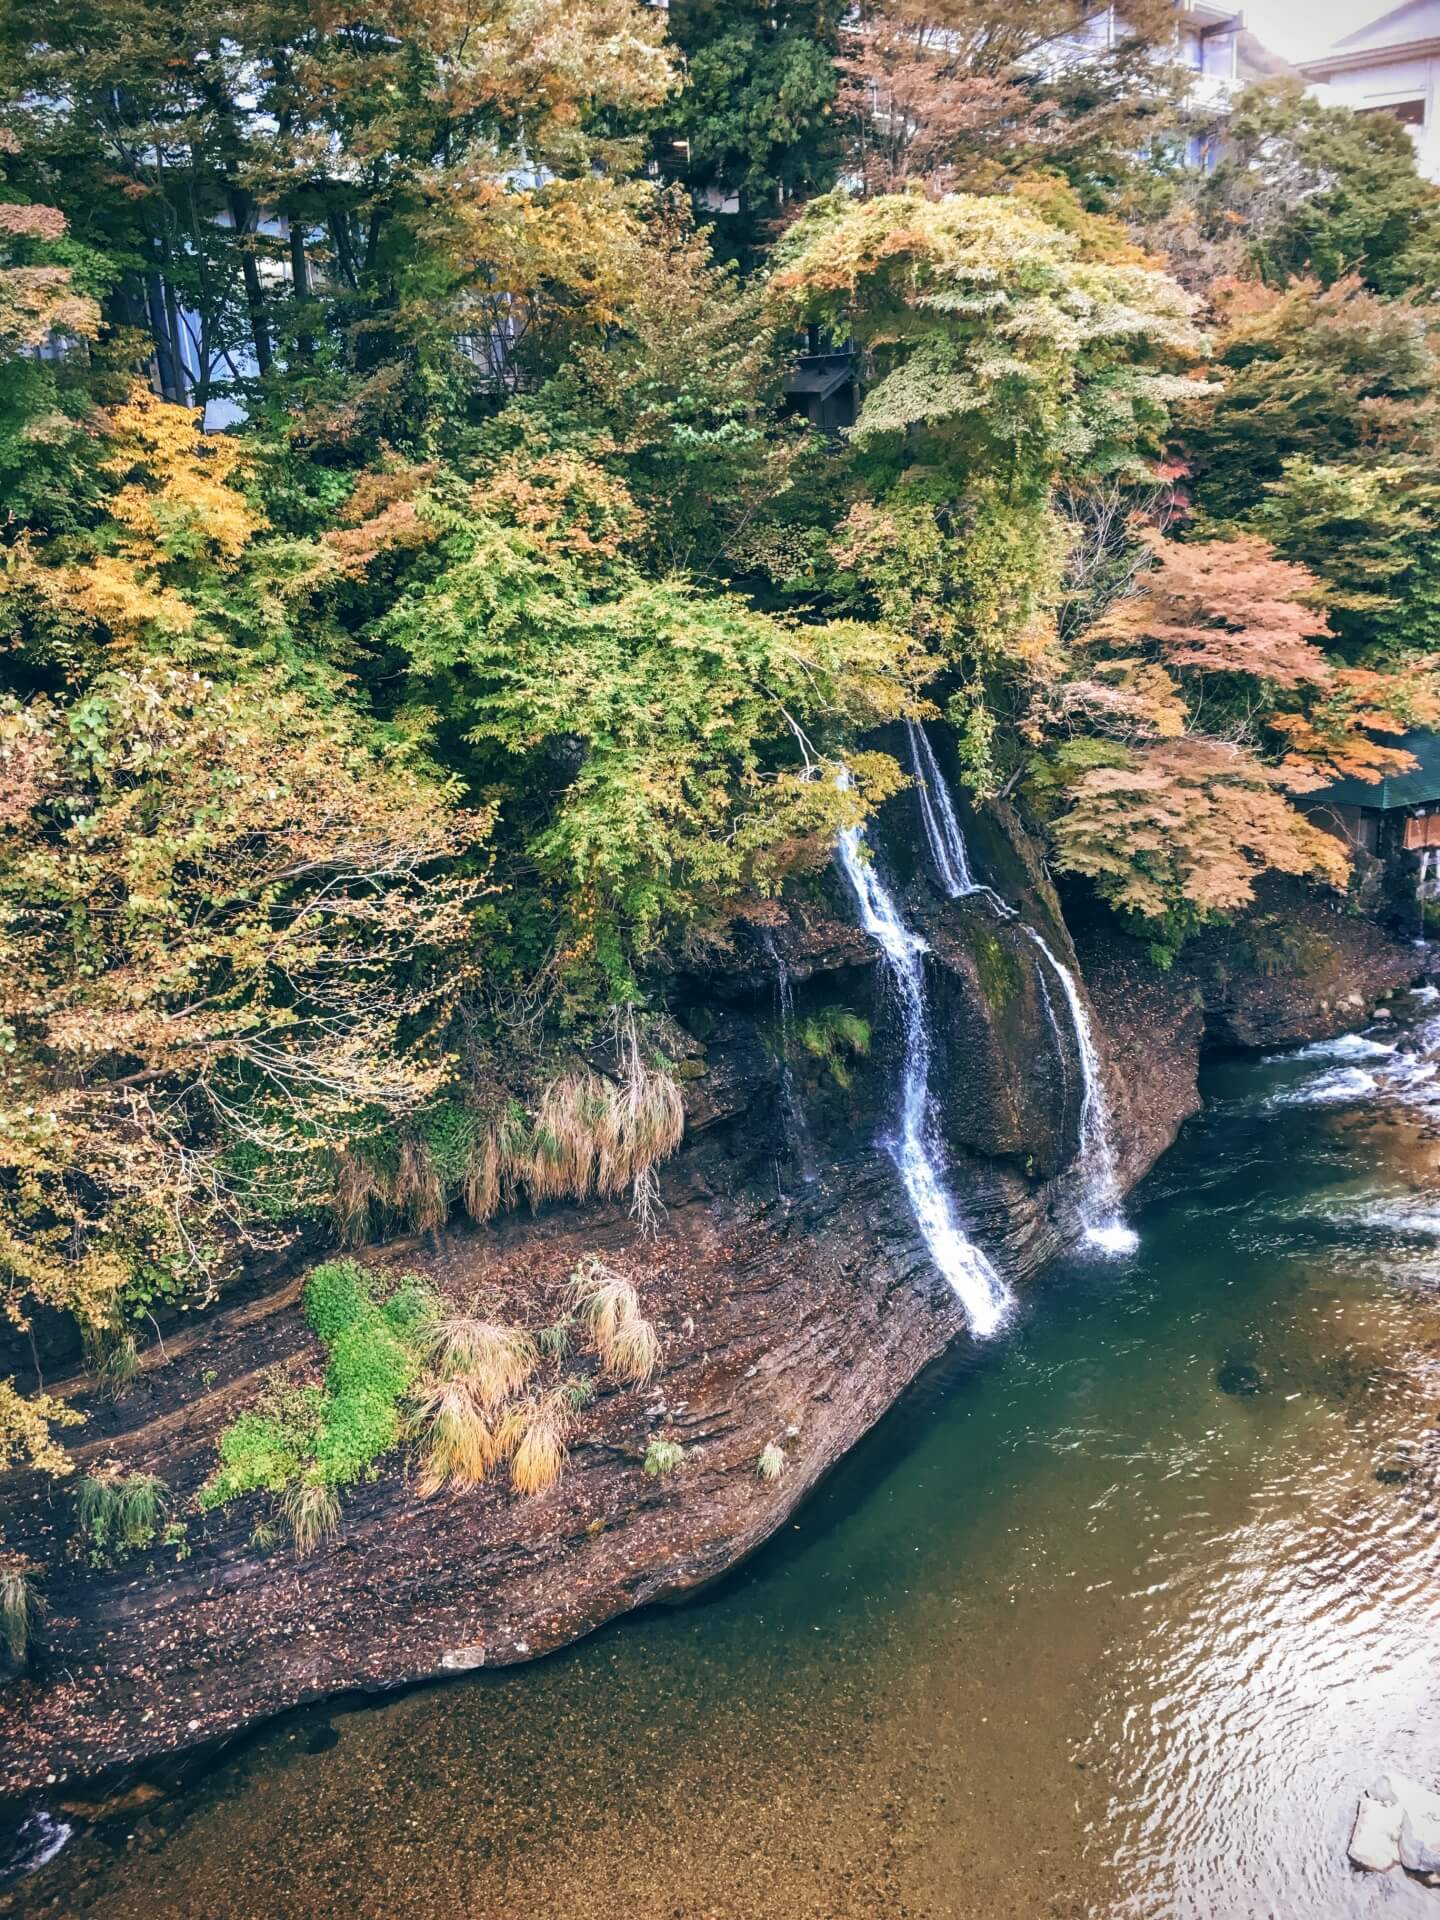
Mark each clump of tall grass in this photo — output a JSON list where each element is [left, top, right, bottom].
[[421, 1314, 538, 1411], [280, 1480, 342, 1556], [568, 1258, 661, 1386], [410, 1378, 500, 1497], [500, 1386, 579, 1497], [0, 1564, 43, 1666], [757, 1442, 786, 1483], [644, 1438, 684, 1478], [75, 1470, 169, 1562], [329, 1015, 684, 1240]]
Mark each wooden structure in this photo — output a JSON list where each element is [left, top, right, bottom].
[[1307, 729, 1440, 854]]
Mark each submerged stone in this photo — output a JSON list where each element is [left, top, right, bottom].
[[1216, 1360, 1264, 1398]]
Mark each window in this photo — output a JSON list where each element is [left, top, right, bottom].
[[1358, 98, 1426, 127]]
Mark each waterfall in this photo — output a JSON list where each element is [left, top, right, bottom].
[[1020, 930, 1138, 1256], [762, 929, 817, 1183], [834, 780, 1013, 1338], [906, 718, 976, 896], [905, 721, 1137, 1257], [906, 719, 1014, 919]]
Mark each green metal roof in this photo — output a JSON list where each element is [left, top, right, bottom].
[[1315, 729, 1440, 810]]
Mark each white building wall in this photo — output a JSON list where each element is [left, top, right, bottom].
[[1310, 54, 1440, 180]]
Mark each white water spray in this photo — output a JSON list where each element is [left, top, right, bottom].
[[905, 721, 1136, 1257], [835, 778, 1012, 1337], [1021, 929, 1138, 1256]]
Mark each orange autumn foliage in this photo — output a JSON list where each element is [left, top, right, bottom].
[[1094, 532, 1333, 690], [1051, 736, 1351, 921]]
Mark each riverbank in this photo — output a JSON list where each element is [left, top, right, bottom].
[[10, 979, 1440, 1918], [0, 877, 1425, 1806]]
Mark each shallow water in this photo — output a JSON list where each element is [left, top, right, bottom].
[[16, 1015, 1440, 1919]]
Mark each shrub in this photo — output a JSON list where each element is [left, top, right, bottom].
[[569, 1257, 662, 1385], [75, 1470, 169, 1560], [303, 1260, 375, 1344], [0, 1564, 43, 1665], [757, 1442, 786, 1482], [644, 1438, 684, 1478]]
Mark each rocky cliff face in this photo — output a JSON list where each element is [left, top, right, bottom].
[[0, 793, 1418, 1804]]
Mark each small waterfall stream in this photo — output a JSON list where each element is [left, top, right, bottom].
[[1020, 929, 1138, 1255], [834, 777, 1013, 1338], [905, 722, 1137, 1256]]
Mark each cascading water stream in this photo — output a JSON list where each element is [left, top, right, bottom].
[[905, 720, 1014, 919], [834, 777, 1012, 1338], [1019, 929, 1138, 1256], [905, 720, 1137, 1257]]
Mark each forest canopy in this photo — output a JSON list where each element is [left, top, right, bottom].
[[2, 0, 1438, 1468]]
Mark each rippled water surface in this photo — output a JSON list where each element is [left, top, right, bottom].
[[17, 1010, 1440, 1919]]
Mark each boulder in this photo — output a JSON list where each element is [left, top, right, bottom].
[[1349, 1793, 1402, 1873], [1380, 1773, 1440, 1876]]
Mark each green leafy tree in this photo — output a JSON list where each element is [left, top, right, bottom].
[[655, 0, 844, 263], [1203, 80, 1440, 296]]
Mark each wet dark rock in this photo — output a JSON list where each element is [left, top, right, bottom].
[[1217, 1361, 1265, 1398]]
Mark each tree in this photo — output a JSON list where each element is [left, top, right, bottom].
[[1, 0, 676, 433], [1203, 80, 1440, 297], [655, 0, 844, 264], [1047, 735, 1351, 925], [837, 0, 1179, 203], [0, 664, 485, 1368], [1030, 531, 1440, 927], [769, 188, 1203, 786], [1183, 276, 1440, 659], [377, 448, 926, 999]]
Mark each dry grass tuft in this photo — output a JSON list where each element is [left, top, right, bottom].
[[757, 1441, 786, 1482], [0, 1564, 43, 1665], [424, 1316, 538, 1411], [394, 1136, 447, 1233], [281, 1479, 342, 1556], [569, 1257, 662, 1385], [410, 1377, 498, 1496], [501, 1388, 576, 1496], [333, 1015, 683, 1239], [460, 1127, 502, 1224], [332, 1150, 386, 1247]]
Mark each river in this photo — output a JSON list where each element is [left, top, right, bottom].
[[13, 997, 1440, 1918]]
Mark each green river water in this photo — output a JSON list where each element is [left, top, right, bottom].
[[13, 1003, 1440, 1919]]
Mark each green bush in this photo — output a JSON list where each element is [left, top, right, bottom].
[[197, 1383, 325, 1508], [303, 1259, 376, 1343], [204, 1265, 430, 1529], [797, 1007, 871, 1088]]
